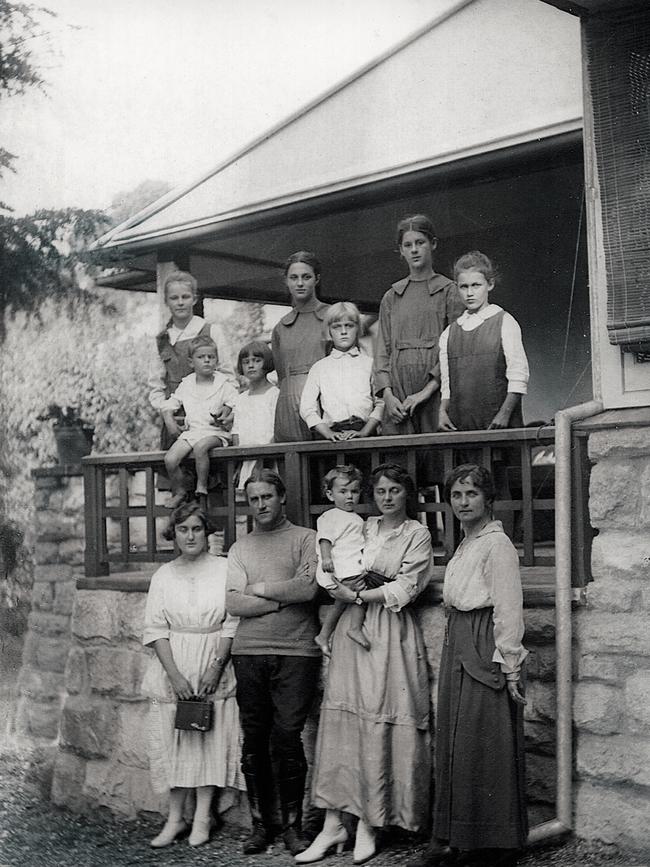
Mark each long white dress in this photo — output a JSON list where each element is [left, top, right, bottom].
[[142, 554, 245, 793]]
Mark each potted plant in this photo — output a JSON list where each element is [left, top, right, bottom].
[[37, 403, 94, 465]]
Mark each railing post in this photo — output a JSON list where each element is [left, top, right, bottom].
[[83, 462, 109, 578], [284, 449, 306, 526]]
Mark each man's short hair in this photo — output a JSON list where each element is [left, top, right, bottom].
[[244, 468, 286, 498]]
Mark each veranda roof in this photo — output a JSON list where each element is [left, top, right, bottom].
[[95, 0, 582, 304]]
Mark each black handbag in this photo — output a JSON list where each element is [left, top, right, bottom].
[[174, 696, 214, 732]]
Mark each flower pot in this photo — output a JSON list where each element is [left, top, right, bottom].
[[54, 424, 94, 465]]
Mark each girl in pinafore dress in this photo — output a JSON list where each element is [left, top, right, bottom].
[[373, 215, 464, 437], [272, 251, 330, 443], [142, 501, 245, 849]]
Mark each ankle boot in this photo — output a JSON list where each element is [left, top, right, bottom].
[[279, 772, 309, 855]]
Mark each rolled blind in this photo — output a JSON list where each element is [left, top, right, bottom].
[[586, 9, 650, 351]]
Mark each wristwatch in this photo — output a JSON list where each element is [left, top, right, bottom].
[[354, 591, 364, 606]]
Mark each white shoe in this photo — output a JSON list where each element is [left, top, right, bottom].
[[353, 820, 376, 865], [294, 823, 347, 863], [189, 817, 213, 847], [150, 819, 188, 848]]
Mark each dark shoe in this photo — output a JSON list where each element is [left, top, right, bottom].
[[279, 769, 309, 854], [478, 850, 519, 867], [283, 825, 310, 856], [243, 820, 268, 855], [411, 840, 457, 866]]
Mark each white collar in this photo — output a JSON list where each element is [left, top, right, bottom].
[[457, 303, 503, 325], [330, 347, 361, 359]]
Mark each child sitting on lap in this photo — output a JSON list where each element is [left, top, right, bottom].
[[315, 465, 369, 655], [162, 335, 238, 507]]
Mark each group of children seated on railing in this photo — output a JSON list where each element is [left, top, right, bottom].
[[147, 213, 529, 508]]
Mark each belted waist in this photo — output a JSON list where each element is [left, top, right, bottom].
[[394, 338, 438, 350], [363, 570, 393, 588], [170, 624, 222, 634], [284, 364, 313, 376]]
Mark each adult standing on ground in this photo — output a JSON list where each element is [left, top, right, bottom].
[[226, 469, 320, 856], [417, 464, 528, 867], [142, 501, 245, 850], [298, 463, 433, 866], [272, 251, 330, 442]]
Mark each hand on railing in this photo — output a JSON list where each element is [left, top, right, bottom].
[[438, 407, 457, 432]]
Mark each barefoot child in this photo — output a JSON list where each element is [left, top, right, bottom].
[[314, 465, 369, 655], [299, 302, 383, 440], [231, 340, 279, 489], [162, 335, 239, 507]]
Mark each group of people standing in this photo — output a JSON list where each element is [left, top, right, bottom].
[[141, 213, 531, 867]]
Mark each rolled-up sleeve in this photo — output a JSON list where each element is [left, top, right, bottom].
[[501, 313, 529, 394], [143, 568, 170, 646], [160, 381, 184, 414], [383, 527, 434, 613], [221, 610, 239, 639], [486, 538, 528, 674], [439, 327, 451, 400]]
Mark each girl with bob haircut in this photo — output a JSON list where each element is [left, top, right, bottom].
[[272, 251, 330, 442], [418, 464, 528, 867], [300, 300, 383, 441], [142, 501, 245, 850], [373, 215, 463, 437], [231, 340, 279, 489]]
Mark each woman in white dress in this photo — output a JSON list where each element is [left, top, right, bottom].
[[142, 501, 245, 848]]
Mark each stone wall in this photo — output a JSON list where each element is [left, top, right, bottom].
[[14, 468, 85, 757], [573, 423, 650, 852]]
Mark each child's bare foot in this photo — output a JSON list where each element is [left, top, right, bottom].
[[167, 492, 187, 509], [314, 633, 332, 658], [195, 486, 208, 497], [347, 627, 370, 651]]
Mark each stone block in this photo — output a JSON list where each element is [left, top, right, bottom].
[[525, 751, 556, 804], [116, 703, 150, 769], [35, 636, 71, 673], [84, 759, 137, 818], [523, 609, 555, 645], [20, 631, 40, 666], [577, 733, 650, 787], [72, 591, 120, 640], [591, 531, 650, 579], [60, 695, 117, 759], [62, 477, 85, 514], [25, 698, 62, 740], [588, 428, 650, 461], [575, 611, 650, 656], [28, 611, 70, 636], [585, 577, 641, 613], [418, 605, 446, 676], [31, 581, 54, 611], [525, 646, 556, 682], [34, 542, 60, 565], [33, 564, 74, 583], [624, 670, 650, 733], [51, 750, 87, 811], [578, 653, 619, 683], [524, 720, 555, 755], [58, 538, 84, 566], [117, 593, 147, 642], [575, 780, 650, 850], [130, 770, 168, 818], [37, 511, 80, 542], [20, 666, 65, 701], [34, 473, 64, 490], [85, 646, 148, 699], [53, 580, 77, 615], [64, 647, 88, 695], [573, 683, 622, 735], [523, 681, 556, 724], [589, 461, 641, 529]]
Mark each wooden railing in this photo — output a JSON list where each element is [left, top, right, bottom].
[[80, 426, 586, 583]]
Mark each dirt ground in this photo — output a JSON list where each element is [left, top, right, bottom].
[[0, 746, 647, 867]]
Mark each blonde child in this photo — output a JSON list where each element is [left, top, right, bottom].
[[314, 465, 369, 655], [162, 335, 238, 507], [299, 302, 383, 440], [438, 251, 529, 433], [230, 340, 279, 489]]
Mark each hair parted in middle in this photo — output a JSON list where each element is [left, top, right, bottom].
[[369, 462, 419, 519], [443, 463, 496, 508], [452, 250, 498, 284], [162, 499, 214, 541], [236, 340, 274, 376], [322, 464, 364, 494], [188, 334, 218, 358], [395, 214, 437, 248], [244, 468, 286, 498], [282, 250, 322, 281]]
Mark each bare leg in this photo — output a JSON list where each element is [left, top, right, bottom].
[[164, 439, 193, 507], [315, 599, 346, 657], [347, 604, 370, 650], [192, 436, 223, 495], [189, 785, 216, 847]]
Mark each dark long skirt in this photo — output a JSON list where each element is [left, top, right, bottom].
[[434, 607, 528, 851]]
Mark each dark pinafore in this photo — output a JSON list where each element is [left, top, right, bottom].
[[156, 321, 212, 449], [446, 311, 523, 432]]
